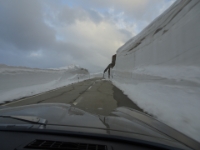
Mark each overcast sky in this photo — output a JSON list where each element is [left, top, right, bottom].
[[0, 0, 175, 72]]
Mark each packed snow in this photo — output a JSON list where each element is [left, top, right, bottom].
[[109, 0, 200, 142], [0, 64, 90, 104]]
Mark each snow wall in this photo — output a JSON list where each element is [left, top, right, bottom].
[[0, 64, 90, 103], [114, 0, 200, 75], [111, 0, 200, 142]]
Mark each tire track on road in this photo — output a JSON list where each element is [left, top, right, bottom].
[[37, 86, 75, 103], [71, 80, 96, 106]]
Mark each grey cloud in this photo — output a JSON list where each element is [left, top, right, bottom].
[[42, 0, 103, 27], [0, 0, 174, 72], [58, 6, 87, 24], [119, 29, 132, 41], [70, 0, 175, 27], [0, 0, 118, 72], [0, 0, 55, 51], [87, 9, 103, 24]]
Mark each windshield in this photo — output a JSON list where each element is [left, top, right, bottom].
[[0, 0, 200, 149]]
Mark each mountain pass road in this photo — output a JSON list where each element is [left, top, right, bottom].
[[2, 78, 143, 116]]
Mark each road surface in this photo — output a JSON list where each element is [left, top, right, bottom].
[[3, 78, 143, 116]]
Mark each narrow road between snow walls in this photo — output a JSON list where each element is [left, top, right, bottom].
[[1, 78, 143, 116]]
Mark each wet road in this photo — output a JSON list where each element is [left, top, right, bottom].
[[3, 78, 143, 116]]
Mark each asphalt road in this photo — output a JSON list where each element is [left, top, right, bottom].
[[3, 78, 143, 116]]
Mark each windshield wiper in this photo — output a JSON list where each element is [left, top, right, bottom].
[[0, 115, 47, 125]]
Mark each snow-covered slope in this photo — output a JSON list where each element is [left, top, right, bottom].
[[0, 64, 89, 104], [111, 0, 200, 142]]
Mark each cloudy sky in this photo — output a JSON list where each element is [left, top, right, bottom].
[[0, 0, 175, 72]]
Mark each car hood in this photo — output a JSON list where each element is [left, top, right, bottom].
[[0, 103, 197, 149]]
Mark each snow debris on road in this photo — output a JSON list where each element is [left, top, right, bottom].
[[0, 64, 90, 104]]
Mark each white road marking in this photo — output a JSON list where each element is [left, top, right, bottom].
[[88, 86, 92, 90], [2, 79, 98, 106], [73, 97, 83, 105]]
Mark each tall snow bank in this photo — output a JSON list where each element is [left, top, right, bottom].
[[0, 64, 89, 104], [111, 0, 200, 142]]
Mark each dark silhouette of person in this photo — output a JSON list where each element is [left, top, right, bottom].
[[103, 54, 116, 78]]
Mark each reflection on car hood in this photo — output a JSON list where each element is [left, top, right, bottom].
[[0, 103, 196, 150]]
